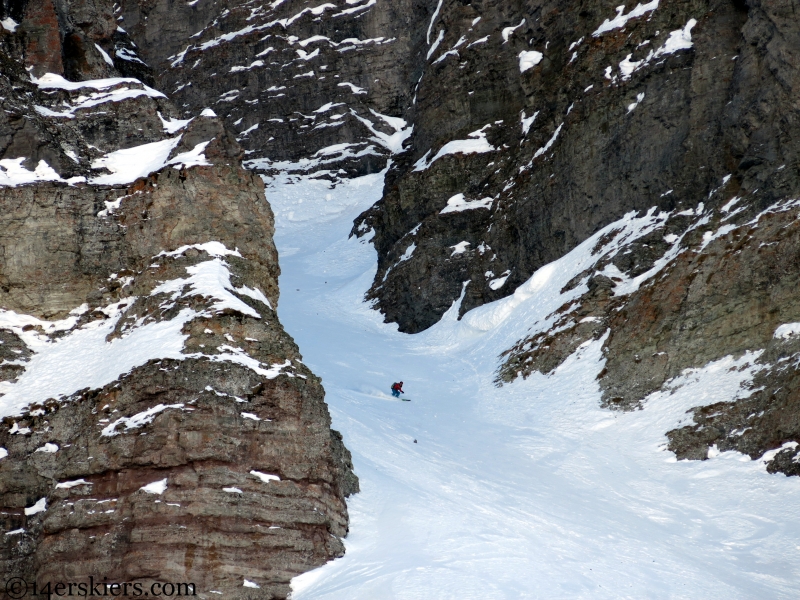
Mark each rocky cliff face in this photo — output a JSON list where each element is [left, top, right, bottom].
[[357, 0, 800, 333], [107, 0, 800, 476], [0, 1, 357, 597], [116, 0, 428, 178]]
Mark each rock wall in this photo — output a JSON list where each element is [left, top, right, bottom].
[[356, 0, 800, 333], [117, 0, 430, 177], [0, 1, 357, 596]]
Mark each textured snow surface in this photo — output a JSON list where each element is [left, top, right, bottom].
[[90, 133, 215, 185], [35, 86, 164, 118], [656, 19, 696, 56], [413, 125, 496, 171], [102, 403, 186, 437], [246, 142, 383, 175], [0, 305, 193, 419], [338, 82, 367, 94], [775, 323, 800, 339], [0, 158, 85, 187], [157, 241, 241, 259], [30, 73, 166, 124], [159, 113, 192, 133], [32, 73, 163, 93], [263, 171, 800, 598], [350, 110, 413, 154], [168, 141, 212, 169], [90, 137, 181, 185], [616, 18, 697, 81], [151, 258, 261, 318]]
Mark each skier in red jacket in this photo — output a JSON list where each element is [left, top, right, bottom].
[[391, 381, 404, 398]]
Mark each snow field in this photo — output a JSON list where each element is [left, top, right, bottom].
[[263, 170, 800, 599]]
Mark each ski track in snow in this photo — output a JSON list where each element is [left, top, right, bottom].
[[265, 170, 800, 599]]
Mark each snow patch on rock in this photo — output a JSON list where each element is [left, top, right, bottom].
[[593, 0, 659, 37], [140, 479, 168, 495], [413, 125, 496, 171], [440, 194, 493, 214], [775, 323, 800, 339], [518, 50, 543, 73], [24, 498, 47, 515]]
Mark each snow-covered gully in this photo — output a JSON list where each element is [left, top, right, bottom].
[[267, 171, 800, 599]]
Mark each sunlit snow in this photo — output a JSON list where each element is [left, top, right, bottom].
[[55, 479, 92, 489], [34, 443, 59, 453], [616, 19, 697, 81], [90, 138, 181, 185], [1, 17, 18, 32], [102, 404, 187, 437], [533, 122, 563, 159], [259, 168, 800, 598], [140, 479, 168, 495], [0, 305, 193, 419], [0, 248, 280, 419], [775, 323, 800, 339], [501, 19, 525, 43], [250, 470, 281, 483], [24, 498, 47, 516], [518, 50, 543, 73], [0, 158, 84, 187], [413, 125, 496, 171]]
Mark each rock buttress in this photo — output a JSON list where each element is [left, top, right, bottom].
[[0, 130, 357, 600]]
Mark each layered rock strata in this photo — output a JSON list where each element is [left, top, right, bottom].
[[0, 2, 357, 596]]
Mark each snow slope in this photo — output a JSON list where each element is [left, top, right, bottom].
[[265, 170, 800, 599], [0, 249, 283, 419]]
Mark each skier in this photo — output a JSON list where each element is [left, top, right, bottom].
[[391, 381, 404, 398]]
